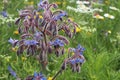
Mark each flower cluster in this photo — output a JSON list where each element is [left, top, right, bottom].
[[8, 0, 78, 67], [52, 44, 85, 80], [31, 72, 46, 80], [67, 0, 103, 14], [8, 0, 86, 80], [8, 66, 47, 80], [0, 10, 17, 25], [104, 13, 115, 19], [49, 39, 65, 57], [93, 13, 115, 20], [61, 44, 85, 72], [67, 0, 119, 20]]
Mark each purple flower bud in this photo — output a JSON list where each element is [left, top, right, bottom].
[[61, 62, 66, 70], [15, 18, 21, 25], [72, 64, 76, 72], [61, 48, 64, 55], [76, 64, 81, 73], [55, 50, 60, 57], [17, 45, 24, 55], [48, 46, 53, 53], [52, 4, 58, 8]]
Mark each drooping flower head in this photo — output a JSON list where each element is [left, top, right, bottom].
[[50, 39, 64, 47], [69, 58, 84, 65], [53, 11, 67, 20], [24, 40, 38, 46], [61, 44, 85, 72], [8, 38, 18, 47], [49, 38, 65, 57], [8, 38, 18, 45], [75, 44, 85, 55]]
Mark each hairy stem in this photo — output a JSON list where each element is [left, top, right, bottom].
[[52, 69, 62, 80]]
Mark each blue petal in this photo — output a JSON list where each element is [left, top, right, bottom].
[[33, 72, 38, 77], [8, 38, 14, 44], [75, 58, 84, 63], [70, 59, 75, 64], [8, 66, 17, 78], [54, 12, 67, 20], [1, 11, 8, 17], [8, 38, 18, 45], [24, 40, 38, 46], [41, 77, 47, 80], [51, 39, 64, 47]]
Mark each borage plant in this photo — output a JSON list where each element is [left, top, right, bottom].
[[8, 0, 85, 80]]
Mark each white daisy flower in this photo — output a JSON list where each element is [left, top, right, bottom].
[[109, 6, 120, 11], [104, 13, 115, 19]]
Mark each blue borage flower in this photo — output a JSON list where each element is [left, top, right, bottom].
[[75, 44, 85, 55], [37, 0, 48, 10], [34, 31, 43, 40], [8, 38, 18, 45], [8, 66, 17, 78], [1, 10, 8, 17], [8, 66, 47, 80], [11, 0, 79, 74], [50, 39, 64, 47], [69, 44, 85, 55], [69, 58, 85, 64], [38, 0, 43, 7], [53, 12, 67, 20], [24, 40, 38, 46], [33, 72, 46, 80], [60, 44, 85, 73]]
